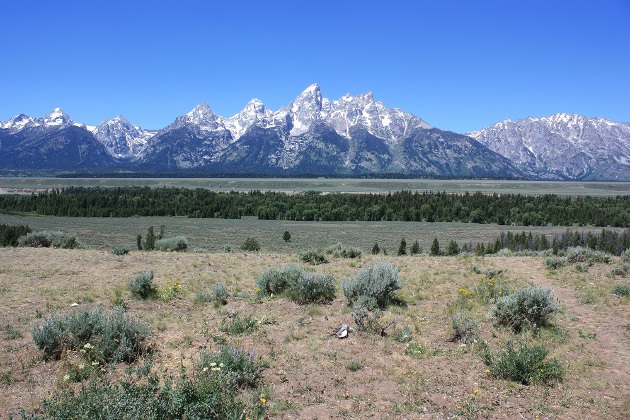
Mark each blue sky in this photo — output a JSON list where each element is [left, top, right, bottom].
[[1, 0, 629, 133]]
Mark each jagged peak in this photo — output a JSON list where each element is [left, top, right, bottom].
[[44, 108, 73, 126], [292, 83, 323, 110]]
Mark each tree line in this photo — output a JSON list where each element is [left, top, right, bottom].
[[0, 187, 628, 227]]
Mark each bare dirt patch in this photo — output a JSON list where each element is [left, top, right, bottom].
[[1, 249, 629, 418]]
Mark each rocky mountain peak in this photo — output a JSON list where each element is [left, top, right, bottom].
[[44, 108, 73, 127]]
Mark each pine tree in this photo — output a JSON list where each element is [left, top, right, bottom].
[[372, 242, 380, 255], [136, 234, 143, 251], [282, 231, 291, 242], [145, 226, 156, 251], [446, 240, 460, 256], [430, 238, 440, 256], [410, 240, 420, 255], [398, 238, 407, 256]]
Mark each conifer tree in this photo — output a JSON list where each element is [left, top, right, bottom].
[[398, 238, 407, 256], [430, 238, 440, 256], [410, 240, 420, 255], [372, 242, 380, 255]]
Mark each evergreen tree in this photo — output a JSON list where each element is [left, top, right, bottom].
[[430, 238, 440, 256], [372, 242, 380, 255], [136, 234, 143, 251], [446, 240, 460, 256], [282, 231, 291, 242], [410, 240, 420, 255], [398, 238, 407, 256], [145, 226, 156, 251]]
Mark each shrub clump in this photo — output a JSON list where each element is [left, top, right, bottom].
[[610, 264, 630, 277], [219, 313, 259, 336], [255, 265, 305, 296], [342, 259, 401, 308], [212, 283, 229, 304], [545, 257, 567, 270], [481, 340, 564, 385], [241, 237, 260, 252], [18, 230, 84, 249], [566, 247, 612, 264], [448, 314, 478, 344], [325, 242, 362, 259], [154, 236, 188, 252], [129, 270, 156, 300], [612, 283, 630, 297], [200, 345, 260, 388], [285, 273, 336, 304], [621, 249, 630, 263], [493, 285, 558, 332], [31, 306, 150, 363], [112, 246, 129, 256], [299, 249, 329, 265], [20, 354, 262, 419]]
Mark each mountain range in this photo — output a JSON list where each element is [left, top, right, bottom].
[[1, 84, 629, 180]]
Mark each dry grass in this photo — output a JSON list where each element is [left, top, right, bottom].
[[1, 248, 629, 419]]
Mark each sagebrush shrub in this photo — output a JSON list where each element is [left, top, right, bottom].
[[481, 340, 564, 385], [325, 243, 362, 259], [255, 265, 305, 296], [31, 306, 149, 363], [493, 285, 558, 332], [20, 361, 256, 419], [212, 283, 229, 303], [342, 259, 401, 308], [612, 283, 630, 297], [545, 257, 567, 270], [285, 273, 336, 304], [621, 249, 630, 263], [154, 236, 188, 252], [449, 314, 478, 343], [129, 270, 156, 299], [18, 230, 84, 249], [610, 264, 630, 277], [299, 249, 329, 265], [112, 246, 129, 256], [200, 345, 260, 388], [219, 313, 258, 336], [566, 247, 611, 264]]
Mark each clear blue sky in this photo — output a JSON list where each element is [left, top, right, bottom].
[[1, 0, 629, 133]]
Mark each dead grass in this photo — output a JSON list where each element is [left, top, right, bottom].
[[1, 248, 629, 419]]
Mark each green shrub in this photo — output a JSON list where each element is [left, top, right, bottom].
[[112, 246, 129, 256], [481, 340, 564, 385], [285, 273, 336, 304], [219, 313, 258, 336], [31, 306, 150, 363], [299, 249, 329, 265], [20, 362, 257, 419], [545, 257, 567, 270], [241, 237, 260, 252], [621, 249, 630, 263], [448, 314, 478, 344], [212, 283, 229, 303], [325, 242, 362, 259], [194, 291, 213, 305], [255, 265, 305, 296], [18, 230, 84, 249], [341, 259, 401, 308], [493, 286, 558, 332], [157, 280, 182, 303], [129, 270, 156, 300], [0, 223, 31, 247], [612, 283, 630, 297], [610, 264, 630, 277], [154, 236, 188, 252], [566, 247, 612, 264], [200, 345, 260, 388]]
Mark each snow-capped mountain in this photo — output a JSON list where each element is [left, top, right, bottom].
[[6, 86, 626, 179], [131, 84, 517, 176], [468, 114, 630, 180], [93, 115, 155, 158]]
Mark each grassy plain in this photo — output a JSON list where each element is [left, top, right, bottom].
[[1, 249, 629, 418], [1, 177, 630, 196], [0, 213, 605, 253]]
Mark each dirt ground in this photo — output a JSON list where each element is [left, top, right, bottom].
[[1, 248, 629, 419]]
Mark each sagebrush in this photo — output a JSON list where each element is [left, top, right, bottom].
[[342, 259, 401, 308], [493, 285, 558, 332]]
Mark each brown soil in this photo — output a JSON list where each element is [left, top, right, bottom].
[[0, 248, 629, 419]]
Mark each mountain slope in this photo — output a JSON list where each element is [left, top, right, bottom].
[[468, 114, 630, 180]]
